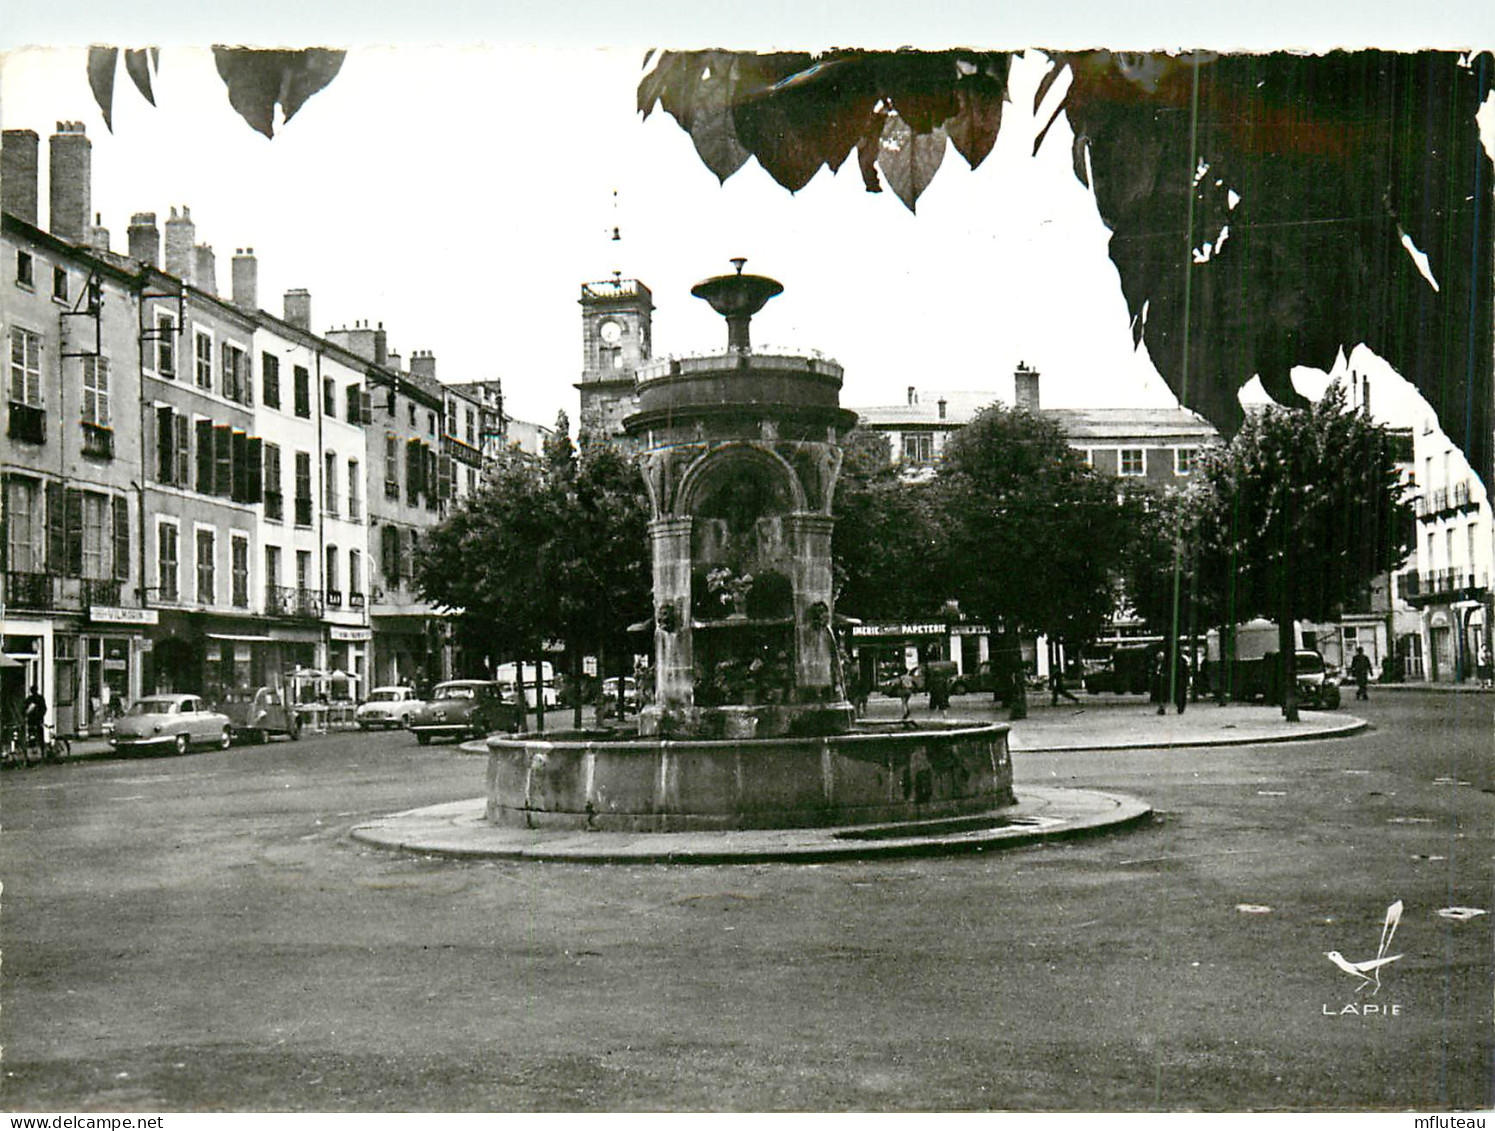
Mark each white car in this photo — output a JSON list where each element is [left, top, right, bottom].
[[354, 686, 425, 730]]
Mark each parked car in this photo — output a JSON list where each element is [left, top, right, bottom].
[[220, 686, 301, 743], [408, 680, 522, 745], [355, 686, 424, 730], [110, 694, 233, 755], [1294, 650, 1342, 709], [601, 676, 640, 712], [494, 662, 560, 709]]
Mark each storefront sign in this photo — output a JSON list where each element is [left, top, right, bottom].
[[852, 623, 946, 637], [949, 624, 990, 636], [329, 626, 373, 642], [89, 607, 159, 626]]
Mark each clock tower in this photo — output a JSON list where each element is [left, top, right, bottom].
[[577, 274, 653, 443]]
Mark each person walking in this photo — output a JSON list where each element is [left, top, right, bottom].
[[1050, 665, 1080, 706], [1172, 649, 1191, 715], [1151, 649, 1168, 716], [895, 670, 915, 721], [1349, 647, 1373, 701]]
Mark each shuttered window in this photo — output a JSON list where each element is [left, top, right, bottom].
[[157, 521, 179, 602], [112, 495, 129, 580], [196, 419, 214, 493]]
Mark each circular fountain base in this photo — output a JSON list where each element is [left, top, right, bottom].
[[485, 720, 1013, 832]]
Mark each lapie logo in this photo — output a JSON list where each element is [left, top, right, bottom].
[[1322, 900, 1404, 1017]]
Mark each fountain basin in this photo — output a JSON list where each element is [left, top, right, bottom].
[[485, 721, 1013, 832]]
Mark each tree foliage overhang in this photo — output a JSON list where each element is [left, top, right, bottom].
[[640, 48, 1494, 493]]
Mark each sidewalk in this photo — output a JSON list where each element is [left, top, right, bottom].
[[859, 693, 1367, 752]]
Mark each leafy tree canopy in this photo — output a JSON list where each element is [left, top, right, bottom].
[[640, 49, 1494, 493], [937, 404, 1134, 642]]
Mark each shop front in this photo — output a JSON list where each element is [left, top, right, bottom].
[[327, 625, 372, 703]]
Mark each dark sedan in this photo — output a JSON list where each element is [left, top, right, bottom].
[[408, 680, 522, 745]]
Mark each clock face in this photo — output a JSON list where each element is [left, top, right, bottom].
[[599, 320, 623, 345]]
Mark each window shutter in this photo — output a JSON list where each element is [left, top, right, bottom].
[[155, 406, 175, 482], [438, 454, 453, 500], [231, 431, 249, 502], [345, 385, 359, 425], [196, 419, 214, 492], [407, 438, 422, 498], [247, 437, 264, 504], [112, 495, 130, 580], [47, 481, 66, 574], [214, 424, 233, 497], [175, 415, 191, 487], [384, 525, 401, 584], [361, 389, 373, 424], [64, 487, 84, 577], [400, 527, 413, 580]]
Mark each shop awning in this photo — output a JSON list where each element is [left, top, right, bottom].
[[206, 633, 274, 643]]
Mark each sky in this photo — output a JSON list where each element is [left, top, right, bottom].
[[2, 4, 1492, 456]]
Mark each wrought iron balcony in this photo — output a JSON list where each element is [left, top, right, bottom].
[[4, 571, 53, 609], [81, 578, 122, 607], [264, 490, 284, 522], [265, 584, 324, 619], [294, 497, 313, 527], [7, 401, 45, 444], [81, 422, 114, 459], [1401, 569, 1489, 606], [325, 589, 343, 609], [348, 591, 366, 609]]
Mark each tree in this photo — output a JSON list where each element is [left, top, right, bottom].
[[413, 429, 651, 731], [938, 403, 1133, 664], [1192, 384, 1414, 720], [639, 49, 1493, 493], [831, 428, 949, 621]]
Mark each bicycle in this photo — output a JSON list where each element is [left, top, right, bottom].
[[1, 721, 70, 767]]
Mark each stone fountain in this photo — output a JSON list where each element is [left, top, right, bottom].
[[483, 264, 1014, 832]]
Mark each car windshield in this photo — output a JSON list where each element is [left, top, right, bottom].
[[368, 690, 403, 702], [129, 699, 176, 716], [435, 684, 477, 700], [1297, 653, 1325, 672]]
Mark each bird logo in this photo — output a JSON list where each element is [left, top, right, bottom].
[[1324, 900, 1403, 995]]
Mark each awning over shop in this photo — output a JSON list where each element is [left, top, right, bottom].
[[206, 634, 275, 643]]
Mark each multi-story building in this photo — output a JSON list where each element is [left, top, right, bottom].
[[1398, 417, 1492, 682], [2, 125, 150, 735], [575, 275, 652, 443], [857, 364, 1220, 487], [130, 209, 270, 706], [326, 323, 452, 688]]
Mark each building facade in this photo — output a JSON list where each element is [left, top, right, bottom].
[[1399, 417, 1492, 682], [3, 193, 149, 735]]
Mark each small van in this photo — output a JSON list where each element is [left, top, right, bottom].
[[494, 661, 560, 709]]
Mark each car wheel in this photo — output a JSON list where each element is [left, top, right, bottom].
[[174, 733, 189, 755], [220, 728, 234, 750], [400, 714, 411, 729], [415, 732, 431, 746], [951, 681, 967, 696]]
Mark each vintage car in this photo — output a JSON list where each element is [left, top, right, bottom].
[[110, 694, 234, 755], [354, 686, 425, 730], [220, 686, 301, 743], [408, 680, 522, 745]]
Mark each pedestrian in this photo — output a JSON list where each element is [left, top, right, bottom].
[[1477, 645, 1493, 690], [1349, 647, 1373, 701], [23, 684, 47, 760], [926, 662, 952, 714], [1172, 649, 1191, 715], [1151, 649, 1168, 715], [896, 670, 914, 721], [1050, 665, 1079, 705]]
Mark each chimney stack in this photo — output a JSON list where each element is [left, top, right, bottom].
[[938, 397, 947, 421], [194, 245, 218, 296], [231, 248, 257, 310], [164, 206, 196, 283], [907, 386, 916, 406], [410, 350, 437, 379], [284, 288, 312, 330], [2, 129, 39, 225], [386, 350, 403, 373], [48, 121, 91, 242], [374, 322, 388, 367], [127, 212, 159, 267], [1014, 361, 1041, 413], [88, 212, 110, 252]]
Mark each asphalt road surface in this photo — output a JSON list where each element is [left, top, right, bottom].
[[1, 692, 1489, 1112]]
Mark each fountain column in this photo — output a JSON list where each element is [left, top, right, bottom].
[[786, 514, 837, 697], [650, 516, 695, 711]]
